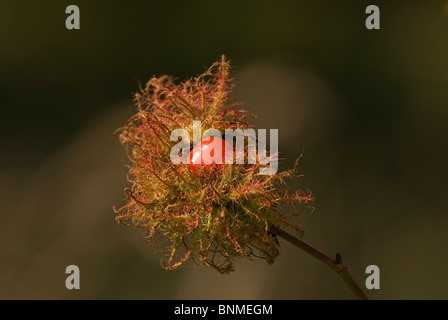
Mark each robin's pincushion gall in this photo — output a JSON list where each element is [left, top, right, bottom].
[[114, 56, 313, 273]]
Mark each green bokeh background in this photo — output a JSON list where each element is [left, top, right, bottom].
[[1, 0, 448, 299]]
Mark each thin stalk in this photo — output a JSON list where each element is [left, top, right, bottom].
[[269, 225, 369, 300]]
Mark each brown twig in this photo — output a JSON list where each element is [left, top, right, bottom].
[[269, 225, 369, 300]]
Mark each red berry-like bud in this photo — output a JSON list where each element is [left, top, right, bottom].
[[189, 136, 232, 176]]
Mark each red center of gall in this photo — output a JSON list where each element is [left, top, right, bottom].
[[189, 136, 233, 176]]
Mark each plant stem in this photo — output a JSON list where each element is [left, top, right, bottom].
[[269, 225, 369, 300]]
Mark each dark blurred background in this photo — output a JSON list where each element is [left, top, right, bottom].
[[1, 0, 448, 299]]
